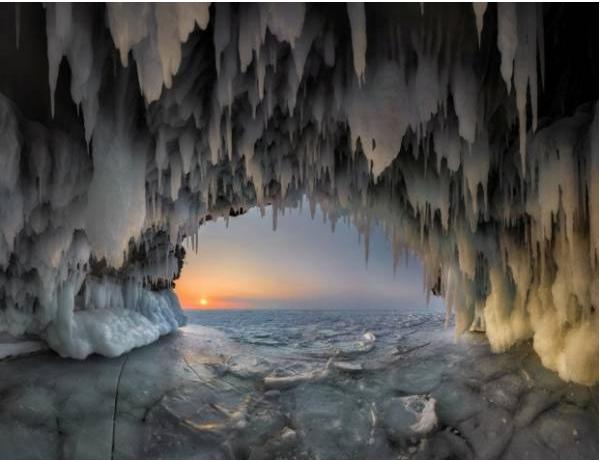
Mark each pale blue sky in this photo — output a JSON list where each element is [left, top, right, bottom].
[[176, 200, 444, 311]]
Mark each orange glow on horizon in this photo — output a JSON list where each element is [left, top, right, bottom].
[[181, 295, 246, 310], [172, 211, 338, 310], [174, 257, 312, 310], [171, 205, 431, 312]]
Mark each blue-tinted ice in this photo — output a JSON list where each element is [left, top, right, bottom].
[[0, 310, 597, 459]]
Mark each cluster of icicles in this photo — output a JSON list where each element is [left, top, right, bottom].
[[0, 3, 597, 384]]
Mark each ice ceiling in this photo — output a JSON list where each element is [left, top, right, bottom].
[[0, 3, 597, 384]]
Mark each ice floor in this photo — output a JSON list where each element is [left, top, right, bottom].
[[0, 316, 597, 460]]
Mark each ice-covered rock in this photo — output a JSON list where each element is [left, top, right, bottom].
[[0, 334, 47, 359], [380, 394, 437, 445], [0, 314, 597, 459]]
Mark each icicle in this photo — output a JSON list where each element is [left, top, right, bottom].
[[496, 3, 517, 94], [514, 3, 539, 172], [472, 3, 487, 47], [364, 229, 370, 268], [45, 3, 73, 118], [265, 3, 305, 47], [536, 4, 545, 91], [214, 3, 231, 76], [346, 2, 367, 84], [272, 203, 278, 231]]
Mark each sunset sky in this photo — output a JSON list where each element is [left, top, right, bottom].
[[175, 202, 443, 311]]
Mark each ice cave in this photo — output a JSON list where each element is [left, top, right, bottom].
[[0, 2, 598, 460]]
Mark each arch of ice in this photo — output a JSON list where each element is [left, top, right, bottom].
[[0, 3, 597, 385]]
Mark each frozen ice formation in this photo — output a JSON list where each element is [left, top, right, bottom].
[[0, 3, 597, 384]]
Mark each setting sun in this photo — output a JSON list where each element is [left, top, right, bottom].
[[199, 297, 208, 306]]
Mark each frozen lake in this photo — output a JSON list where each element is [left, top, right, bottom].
[[0, 310, 597, 459]]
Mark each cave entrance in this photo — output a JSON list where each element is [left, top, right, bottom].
[[172, 198, 449, 409], [174, 198, 444, 313]]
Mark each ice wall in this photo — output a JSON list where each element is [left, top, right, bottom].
[[0, 3, 597, 384]]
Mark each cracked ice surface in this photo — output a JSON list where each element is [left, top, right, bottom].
[[0, 3, 597, 384], [0, 314, 596, 459]]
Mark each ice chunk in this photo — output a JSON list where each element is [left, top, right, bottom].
[[0, 338, 47, 359]]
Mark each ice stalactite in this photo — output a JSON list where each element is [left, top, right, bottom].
[[105, 3, 210, 102], [496, 3, 518, 95], [346, 2, 367, 84], [84, 74, 148, 267], [0, 3, 597, 384], [472, 3, 487, 47], [44, 3, 106, 143], [0, 91, 186, 359]]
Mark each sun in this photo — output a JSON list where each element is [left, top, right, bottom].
[[199, 297, 208, 307]]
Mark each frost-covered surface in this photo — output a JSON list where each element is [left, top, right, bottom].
[[0, 4, 598, 382], [0, 313, 596, 459], [0, 333, 47, 359]]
